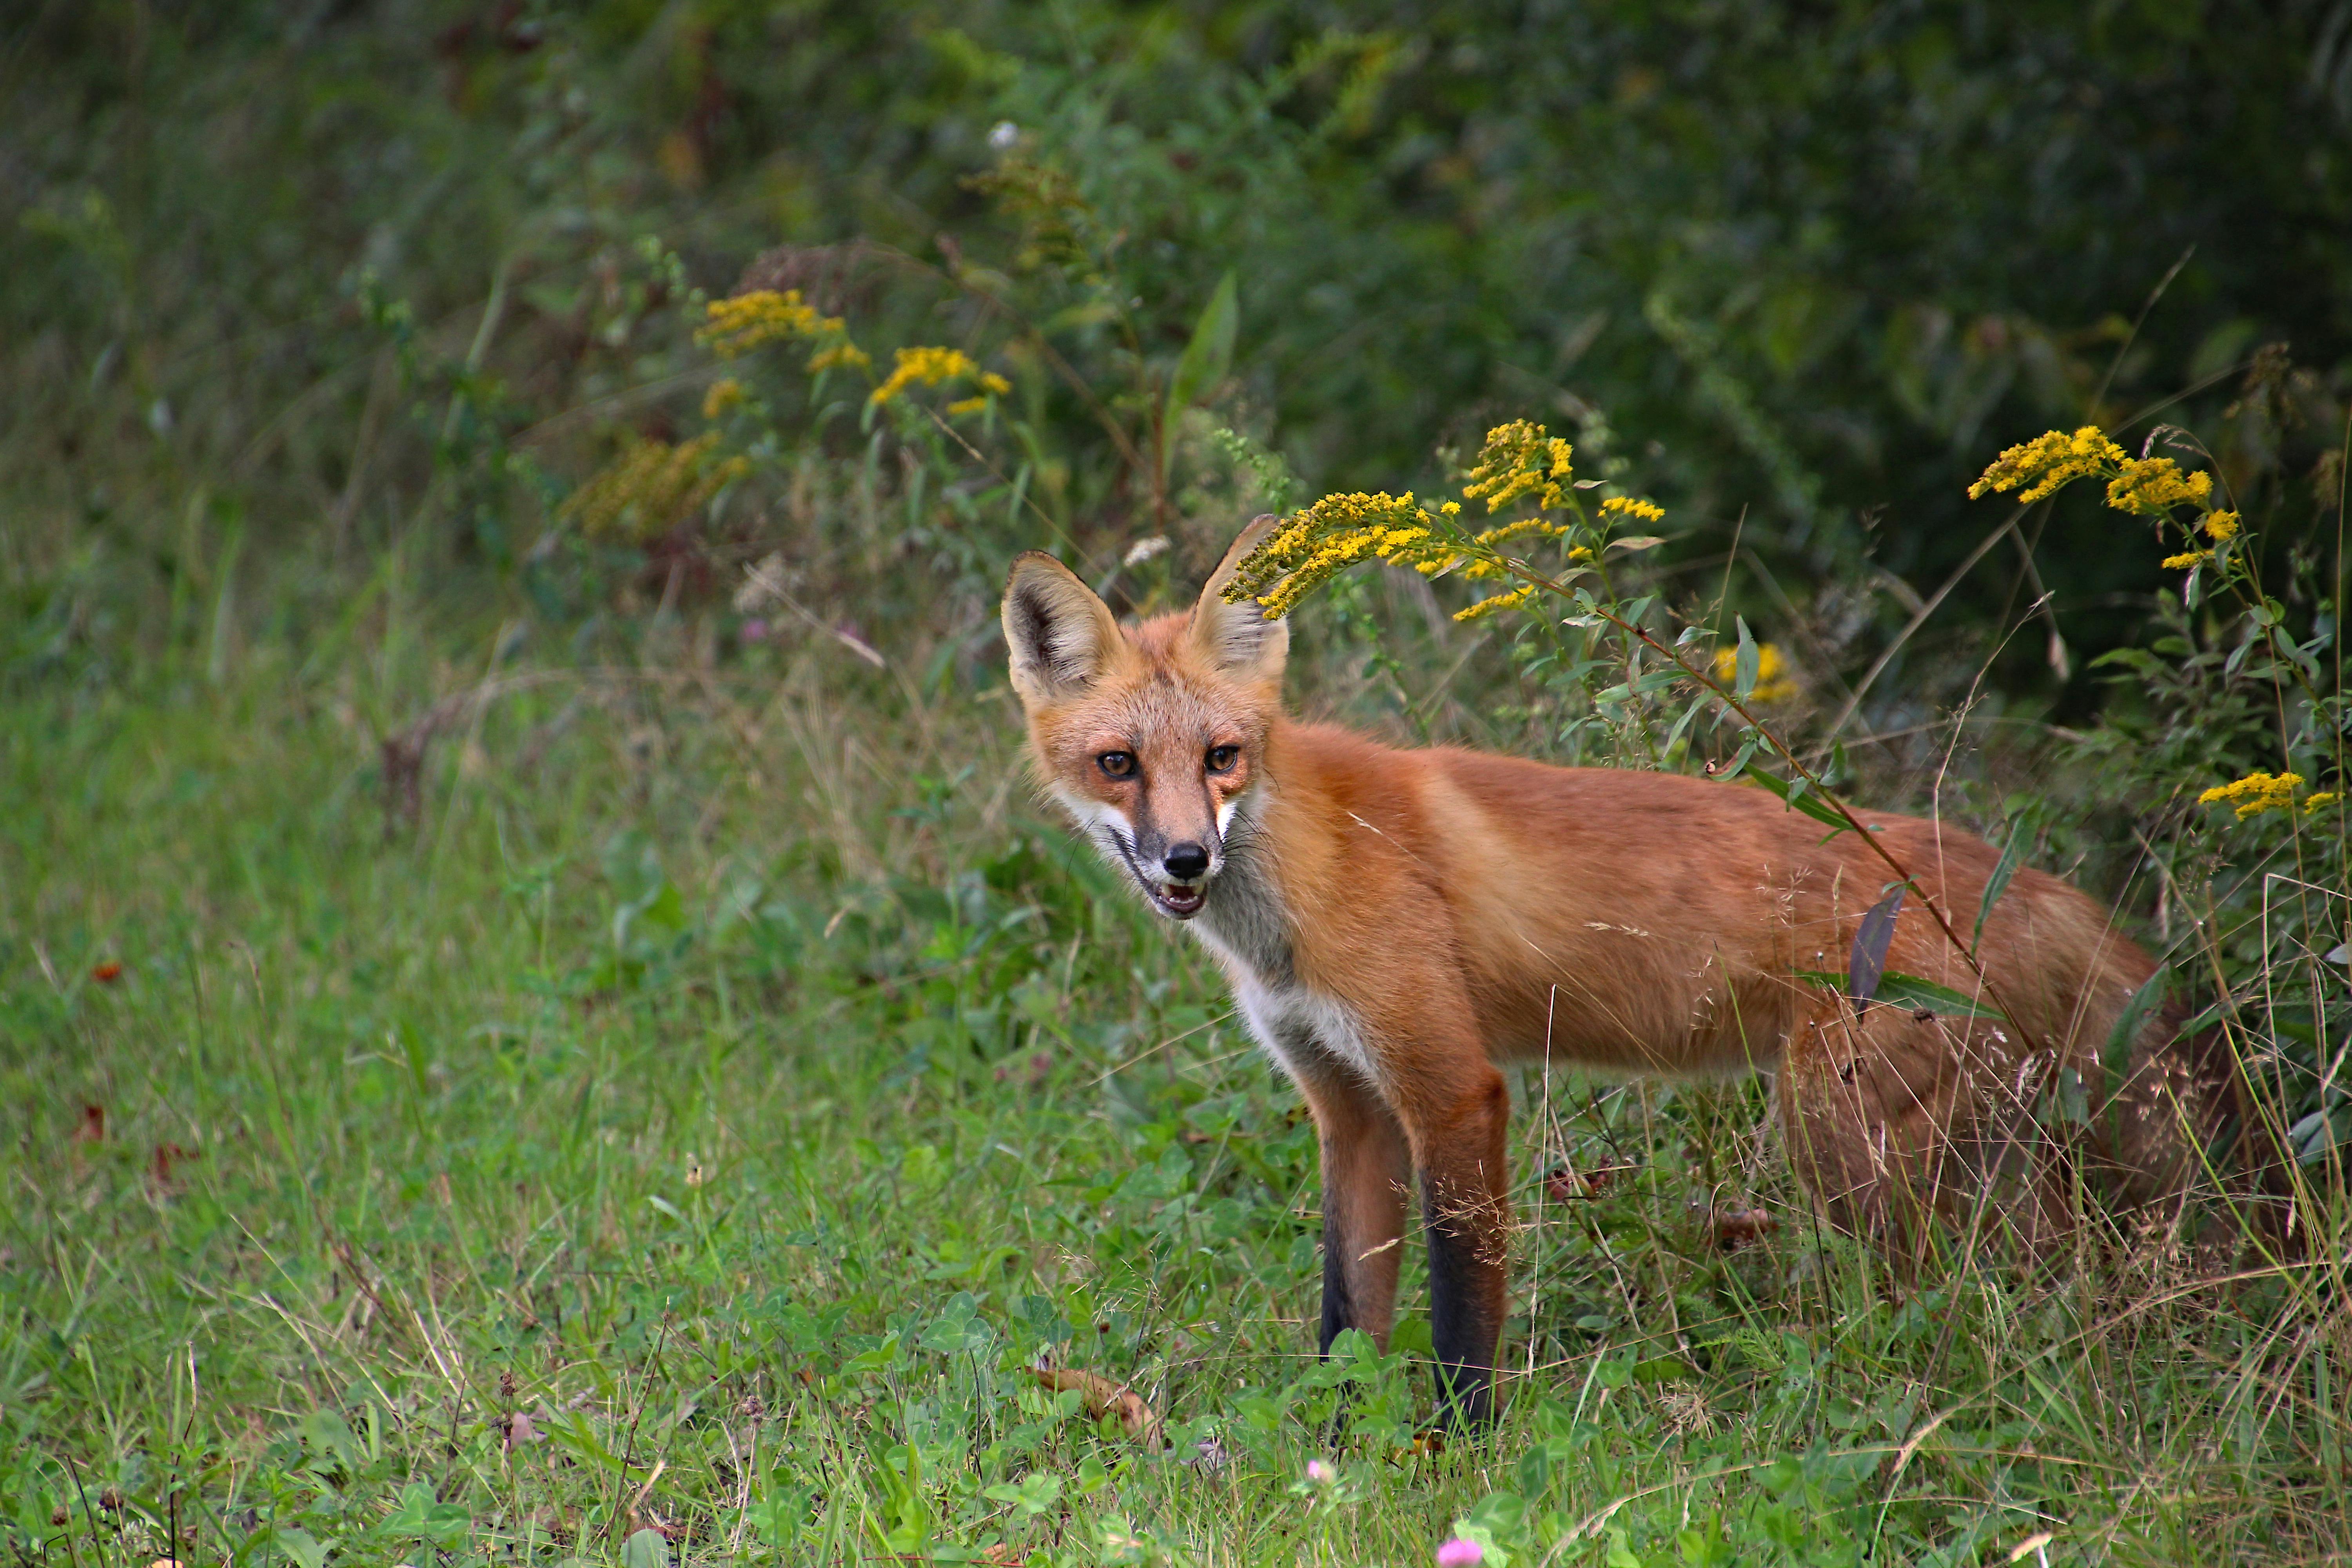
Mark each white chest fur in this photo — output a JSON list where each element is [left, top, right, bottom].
[[1184, 795, 1382, 1092], [1210, 956, 1384, 1091]]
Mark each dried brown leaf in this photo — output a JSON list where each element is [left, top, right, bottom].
[[1711, 1207, 1780, 1249], [1543, 1164, 1632, 1201], [1030, 1367, 1164, 1449]]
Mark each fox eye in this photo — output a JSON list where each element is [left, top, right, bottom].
[[1205, 744, 1240, 774], [1097, 751, 1137, 779]]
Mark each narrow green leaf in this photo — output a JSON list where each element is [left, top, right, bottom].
[[1006, 459, 1031, 526], [1875, 971, 2004, 1021], [1733, 615, 1759, 700], [2051, 1066, 2091, 1126], [1161, 271, 1239, 483], [1663, 693, 1707, 755], [1973, 817, 2029, 956], [2102, 966, 2169, 1119], [2292, 1107, 2349, 1165], [1710, 732, 1761, 781], [1748, 766, 1849, 830], [1793, 969, 2005, 1022]]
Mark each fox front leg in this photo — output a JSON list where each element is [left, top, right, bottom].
[[1299, 1069, 1412, 1356]]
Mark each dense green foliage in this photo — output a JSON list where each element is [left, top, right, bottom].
[[10, 2, 2350, 682], [9, 4, 2352, 1565]]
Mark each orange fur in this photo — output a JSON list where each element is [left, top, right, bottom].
[[1002, 520, 2224, 1424]]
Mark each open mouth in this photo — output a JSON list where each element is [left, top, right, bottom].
[[1105, 832, 1210, 920], [1154, 882, 1206, 918]]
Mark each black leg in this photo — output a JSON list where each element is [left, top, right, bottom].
[[1423, 1173, 1501, 1429], [1319, 1205, 1357, 1356]]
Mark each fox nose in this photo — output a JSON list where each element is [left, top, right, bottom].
[[1163, 842, 1210, 880]]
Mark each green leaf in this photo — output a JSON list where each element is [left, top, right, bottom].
[[2052, 1066, 2091, 1126], [276, 1530, 328, 1568], [299, 1408, 362, 1476], [379, 1483, 472, 1546], [1794, 970, 2005, 1022], [1663, 693, 1707, 755], [2102, 967, 2169, 1117], [380, 1483, 433, 1536], [918, 1292, 994, 1355], [1162, 271, 1238, 482], [622, 1527, 670, 1568], [1710, 733, 1761, 781], [1733, 615, 1759, 699], [1973, 817, 2029, 956], [744, 1492, 813, 1549], [1876, 971, 2002, 1020], [1746, 766, 1849, 830], [2291, 1106, 2350, 1164], [983, 1471, 1064, 1517]]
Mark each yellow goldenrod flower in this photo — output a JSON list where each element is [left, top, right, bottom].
[[2197, 770, 2307, 820], [946, 396, 989, 417], [1229, 430, 1641, 620], [869, 345, 1005, 406], [1461, 420, 1576, 512], [1224, 491, 1455, 617], [1969, 424, 2225, 525], [1710, 641, 1798, 702], [1599, 495, 1666, 524], [1471, 516, 1573, 548], [807, 341, 871, 374], [2203, 509, 2240, 541], [696, 289, 844, 358], [702, 377, 746, 420], [561, 433, 750, 544], [1453, 584, 1539, 622], [2106, 456, 2214, 515], [1447, 514, 1581, 580], [1969, 425, 2125, 503], [2161, 550, 2213, 570], [2309, 792, 2340, 811]]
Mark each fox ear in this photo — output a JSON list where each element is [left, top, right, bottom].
[[1189, 514, 1290, 685], [1002, 552, 1123, 706]]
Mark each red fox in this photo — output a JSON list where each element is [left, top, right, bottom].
[[1002, 517, 2226, 1426]]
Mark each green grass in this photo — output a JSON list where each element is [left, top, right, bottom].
[[5, 585, 2350, 1568]]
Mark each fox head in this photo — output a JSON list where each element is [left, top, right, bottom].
[[1001, 517, 1288, 921]]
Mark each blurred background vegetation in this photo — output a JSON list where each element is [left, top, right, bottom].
[[9, 0, 2349, 708]]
